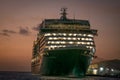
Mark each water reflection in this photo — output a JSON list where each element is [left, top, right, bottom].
[[0, 72, 120, 80]]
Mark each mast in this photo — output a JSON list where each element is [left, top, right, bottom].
[[60, 8, 67, 20]]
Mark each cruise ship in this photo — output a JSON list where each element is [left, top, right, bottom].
[[31, 8, 98, 77]]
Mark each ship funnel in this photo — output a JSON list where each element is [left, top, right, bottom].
[[60, 8, 67, 20]]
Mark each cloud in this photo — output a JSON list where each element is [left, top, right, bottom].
[[32, 26, 40, 31], [2, 29, 17, 34], [0, 33, 10, 37], [0, 27, 31, 37], [19, 27, 31, 36], [0, 29, 16, 37]]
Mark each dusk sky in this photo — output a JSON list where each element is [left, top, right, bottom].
[[0, 0, 120, 71]]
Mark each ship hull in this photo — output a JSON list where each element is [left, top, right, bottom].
[[39, 48, 92, 77]]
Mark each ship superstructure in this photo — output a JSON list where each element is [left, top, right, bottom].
[[31, 8, 97, 77]]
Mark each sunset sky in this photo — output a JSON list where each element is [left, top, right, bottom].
[[0, 0, 120, 71]]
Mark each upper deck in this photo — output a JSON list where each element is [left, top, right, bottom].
[[40, 19, 90, 28], [37, 8, 97, 35]]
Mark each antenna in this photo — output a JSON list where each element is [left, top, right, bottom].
[[73, 13, 75, 20], [60, 7, 67, 20]]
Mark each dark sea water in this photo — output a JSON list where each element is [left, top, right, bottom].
[[0, 71, 120, 80]]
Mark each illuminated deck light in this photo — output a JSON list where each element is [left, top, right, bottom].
[[81, 38, 85, 40], [56, 41, 60, 44], [79, 34, 82, 36], [63, 33, 67, 36], [69, 41, 73, 44], [87, 42, 90, 45], [91, 42, 93, 45], [53, 37, 57, 40], [68, 37, 71, 40], [86, 38, 89, 40], [77, 42, 80, 44], [88, 34, 93, 37], [53, 33, 57, 36], [49, 37, 53, 40], [83, 34, 87, 36], [100, 67, 104, 71], [69, 33, 72, 36], [45, 33, 51, 36], [73, 34, 77, 36], [89, 38, 92, 41], [61, 41, 66, 44], [63, 37, 66, 40], [78, 38, 80, 40], [73, 38, 76, 40], [51, 41, 55, 44]]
